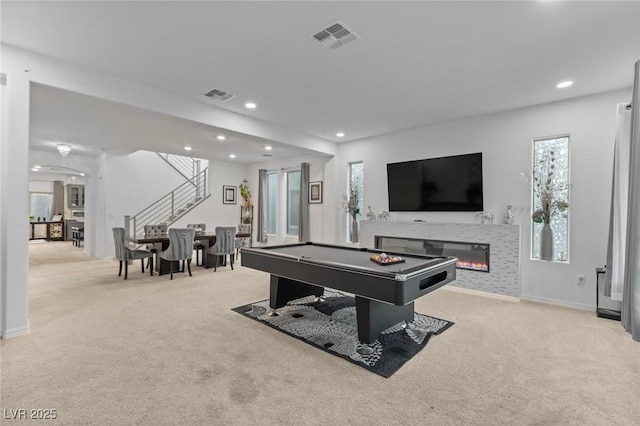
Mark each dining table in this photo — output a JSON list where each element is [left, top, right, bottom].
[[127, 231, 251, 274]]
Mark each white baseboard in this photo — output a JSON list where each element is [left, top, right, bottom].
[[1, 325, 30, 338], [442, 285, 521, 303], [519, 294, 594, 311]]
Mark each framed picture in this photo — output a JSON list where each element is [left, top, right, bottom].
[[223, 185, 237, 204], [309, 181, 323, 204]]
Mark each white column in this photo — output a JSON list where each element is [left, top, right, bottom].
[[0, 72, 30, 337]]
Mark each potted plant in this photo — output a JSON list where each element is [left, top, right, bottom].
[[239, 179, 252, 207]]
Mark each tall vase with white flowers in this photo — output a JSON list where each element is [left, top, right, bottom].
[[532, 148, 569, 260], [341, 181, 361, 243]]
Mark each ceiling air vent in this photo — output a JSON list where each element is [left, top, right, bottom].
[[312, 21, 359, 50], [204, 88, 236, 102]]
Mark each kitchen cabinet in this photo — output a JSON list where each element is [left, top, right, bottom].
[[67, 185, 85, 208]]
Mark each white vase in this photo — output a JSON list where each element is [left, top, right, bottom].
[[351, 217, 359, 243], [365, 206, 375, 221], [504, 205, 515, 225], [540, 223, 553, 261]]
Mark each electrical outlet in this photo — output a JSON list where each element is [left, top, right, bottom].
[[576, 274, 585, 286]]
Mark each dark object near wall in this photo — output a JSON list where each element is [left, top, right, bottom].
[[596, 267, 621, 320]]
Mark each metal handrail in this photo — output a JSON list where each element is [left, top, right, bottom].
[[156, 153, 200, 181]]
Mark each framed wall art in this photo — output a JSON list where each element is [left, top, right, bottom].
[[309, 181, 323, 204], [223, 185, 237, 204]]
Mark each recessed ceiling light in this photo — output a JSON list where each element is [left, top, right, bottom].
[[217, 135, 226, 141], [80, 173, 85, 176], [33, 165, 41, 169], [336, 132, 345, 138], [265, 146, 272, 151], [556, 81, 573, 89], [31, 167, 39, 171], [184, 146, 192, 151], [245, 102, 257, 109], [229, 154, 236, 159]]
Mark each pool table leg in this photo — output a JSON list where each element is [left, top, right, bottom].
[[269, 275, 324, 310], [355, 297, 415, 345]]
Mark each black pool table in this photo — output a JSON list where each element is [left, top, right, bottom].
[[240, 242, 457, 347]]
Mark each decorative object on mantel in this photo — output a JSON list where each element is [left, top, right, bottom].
[[365, 206, 376, 220], [474, 211, 494, 224], [239, 179, 252, 206], [377, 211, 389, 221], [532, 149, 569, 261], [340, 181, 361, 242], [503, 205, 515, 225]]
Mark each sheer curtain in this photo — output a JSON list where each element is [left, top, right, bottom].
[[256, 169, 268, 243], [606, 104, 631, 300], [299, 163, 310, 242], [622, 61, 640, 341], [607, 60, 640, 342]]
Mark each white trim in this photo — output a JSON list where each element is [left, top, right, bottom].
[[1, 324, 30, 338], [443, 284, 521, 303], [520, 294, 594, 311]]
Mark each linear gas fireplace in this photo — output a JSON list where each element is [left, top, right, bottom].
[[375, 236, 490, 273]]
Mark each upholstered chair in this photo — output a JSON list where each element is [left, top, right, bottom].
[[159, 228, 195, 280], [112, 227, 154, 280], [186, 223, 206, 265], [208, 226, 236, 272], [235, 223, 251, 258], [143, 223, 168, 268]]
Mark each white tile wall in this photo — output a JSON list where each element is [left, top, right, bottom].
[[360, 221, 521, 297]]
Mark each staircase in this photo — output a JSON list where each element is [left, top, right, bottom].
[[156, 153, 200, 181], [124, 164, 210, 238]]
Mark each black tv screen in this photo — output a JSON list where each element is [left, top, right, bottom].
[[387, 153, 483, 212]]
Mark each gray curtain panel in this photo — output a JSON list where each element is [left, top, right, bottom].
[[299, 162, 310, 242], [52, 180, 64, 218], [605, 162, 614, 297], [605, 104, 631, 298], [257, 169, 268, 243], [622, 60, 640, 342]]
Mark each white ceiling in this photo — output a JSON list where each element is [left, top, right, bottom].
[[3, 1, 640, 162]]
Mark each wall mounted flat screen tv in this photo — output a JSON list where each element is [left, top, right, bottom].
[[387, 153, 483, 212]]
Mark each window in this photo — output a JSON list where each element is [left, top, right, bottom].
[[531, 136, 570, 262], [286, 170, 300, 235], [266, 172, 277, 234], [347, 162, 364, 242]]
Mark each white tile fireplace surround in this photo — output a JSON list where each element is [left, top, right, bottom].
[[360, 221, 521, 298]]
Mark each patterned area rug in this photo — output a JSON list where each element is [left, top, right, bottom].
[[232, 290, 453, 377]]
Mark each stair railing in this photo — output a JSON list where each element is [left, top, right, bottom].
[[156, 153, 201, 182], [125, 167, 209, 238]]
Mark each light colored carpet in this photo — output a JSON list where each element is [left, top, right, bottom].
[[1, 241, 639, 425]]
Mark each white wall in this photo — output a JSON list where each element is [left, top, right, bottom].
[[29, 180, 53, 193], [336, 89, 631, 308], [98, 150, 194, 257], [0, 71, 30, 337]]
